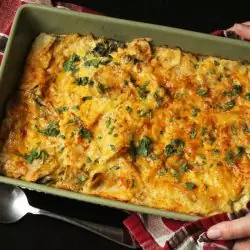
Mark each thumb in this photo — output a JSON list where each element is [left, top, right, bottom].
[[231, 23, 250, 40], [207, 215, 250, 240]]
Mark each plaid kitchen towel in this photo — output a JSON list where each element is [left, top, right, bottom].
[[0, 1, 249, 249]]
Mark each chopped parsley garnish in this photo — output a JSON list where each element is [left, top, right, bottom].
[[226, 151, 235, 165], [105, 117, 112, 128], [56, 106, 69, 114], [171, 138, 185, 149], [223, 85, 242, 97], [137, 136, 152, 157], [86, 157, 92, 163], [191, 107, 201, 117], [75, 76, 94, 86], [153, 91, 164, 105], [212, 149, 219, 156], [36, 121, 60, 137], [71, 131, 75, 138], [72, 105, 80, 110], [22, 148, 49, 164], [189, 127, 197, 139], [137, 82, 150, 99], [180, 163, 188, 173], [165, 138, 185, 157], [78, 127, 92, 142], [109, 165, 121, 171], [67, 117, 80, 124], [185, 182, 197, 190], [236, 146, 245, 159], [63, 53, 79, 73], [97, 83, 109, 94], [224, 100, 235, 111], [245, 93, 250, 100], [78, 175, 87, 182], [138, 109, 153, 118], [129, 136, 137, 162], [170, 169, 179, 179], [126, 106, 133, 113], [92, 39, 123, 57], [231, 124, 237, 135], [82, 96, 93, 102], [209, 133, 216, 145], [110, 144, 116, 151], [108, 126, 115, 135], [97, 135, 103, 140], [158, 167, 168, 176], [197, 87, 208, 97], [59, 135, 66, 139], [201, 127, 207, 136], [113, 133, 118, 137], [84, 59, 101, 68]]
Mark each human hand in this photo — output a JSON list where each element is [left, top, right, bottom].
[[228, 22, 250, 40], [207, 215, 250, 250]]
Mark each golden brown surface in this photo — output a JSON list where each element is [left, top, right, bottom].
[[0, 33, 250, 216]]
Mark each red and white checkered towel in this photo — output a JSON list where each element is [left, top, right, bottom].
[[0, 1, 249, 249]]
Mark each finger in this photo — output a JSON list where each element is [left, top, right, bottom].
[[233, 238, 250, 250], [207, 216, 250, 240], [230, 23, 250, 40], [227, 22, 250, 31]]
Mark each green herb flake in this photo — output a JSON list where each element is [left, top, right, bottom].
[[209, 133, 216, 145], [22, 148, 49, 164], [245, 93, 250, 100], [105, 117, 112, 128], [201, 127, 207, 136], [223, 85, 242, 97], [71, 105, 80, 110], [56, 106, 69, 114], [63, 53, 79, 72], [97, 83, 109, 94], [113, 133, 118, 137], [59, 135, 66, 139], [153, 92, 164, 105], [86, 157, 92, 163], [212, 149, 219, 156], [236, 146, 245, 159], [70, 132, 75, 138], [165, 144, 176, 157], [126, 106, 133, 113], [78, 175, 87, 182], [97, 135, 103, 140], [82, 96, 93, 102], [75, 76, 94, 86], [180, 163, 188, 173], [171, 138, 185, 149], [110, 144, 116, 151], [108, 126, 115, 135], [36, 121, 60, 137], [224, 100, 235, 111], [84, 59, 101, 68], [197, 87, 208, 97], [185, 182, 197, 190], [231, 124, 237, 135], [191, 107, 201, 117], [158, 167, 168, 176], [189, 127, 197, 139], [78, 127, 92, 142], [170, 169, 179, 179], [137, 81, 150, 100], [109, 166, 121, 171], [226, 151, 235, 165], [67, 117, 80, 124], [137, 136, 152, 157]]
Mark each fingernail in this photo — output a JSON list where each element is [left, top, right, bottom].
[[207, 228, 221, 239]]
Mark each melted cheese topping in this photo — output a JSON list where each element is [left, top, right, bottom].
[[0, 33, 250, 216]]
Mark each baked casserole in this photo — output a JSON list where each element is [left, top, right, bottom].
[[0, 33, 249, 216]]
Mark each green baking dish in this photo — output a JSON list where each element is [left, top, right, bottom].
[[1, 4, 250, 221]]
